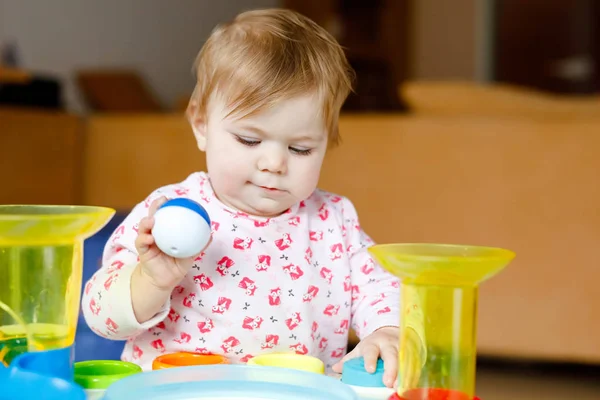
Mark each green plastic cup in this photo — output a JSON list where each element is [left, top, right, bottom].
[[74, 360, 142, 399]]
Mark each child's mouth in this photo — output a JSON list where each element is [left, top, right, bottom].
[[256, 184, 286, 194]]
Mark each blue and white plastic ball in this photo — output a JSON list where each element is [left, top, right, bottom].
[[152, 198, 211, 258]]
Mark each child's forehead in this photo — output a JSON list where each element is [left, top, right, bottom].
[[243, 94, 322, 122], [213, 93, 327, 136], [211, 90, 322, 117]]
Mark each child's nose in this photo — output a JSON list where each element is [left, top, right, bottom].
[[258, 148, 287, 174]]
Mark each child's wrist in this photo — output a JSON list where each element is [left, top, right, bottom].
[[135, 263, 177, 294], [131, 264, 173, 324]]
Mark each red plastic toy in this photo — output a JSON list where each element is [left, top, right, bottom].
[[390, 388, 481, 400]]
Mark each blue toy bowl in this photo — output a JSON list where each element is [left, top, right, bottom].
[[0, 347, 86, 400], [104, 364, 358, 400]]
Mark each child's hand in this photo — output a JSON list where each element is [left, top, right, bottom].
[[135, 196, 211, 290], [332, 326, 399, 388]]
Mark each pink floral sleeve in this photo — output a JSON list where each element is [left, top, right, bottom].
[[81, 190, 171, 340], [341, 198, 401, 339]]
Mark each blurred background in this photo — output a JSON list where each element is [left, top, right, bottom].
[[1, 1, 599, 398], [2, 0, 599, 112]]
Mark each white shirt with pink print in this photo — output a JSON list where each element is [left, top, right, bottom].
[[82, 171, 400, 372]]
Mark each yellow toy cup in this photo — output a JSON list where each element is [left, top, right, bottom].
[[0, 205, 114, 365], [369, 243, 515, 400], [247, 353, 325, 374]]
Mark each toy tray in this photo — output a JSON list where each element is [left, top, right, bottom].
[[103, 364, 359, 400]]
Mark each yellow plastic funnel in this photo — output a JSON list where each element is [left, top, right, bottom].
[[368, 243, 515, 400], [0, 205, 114, 365]]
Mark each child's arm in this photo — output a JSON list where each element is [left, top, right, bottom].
[[340, 198, 401, 338], [334, 197, 427, 386], [81, 194, 173, 340], [342, 198, 426, 343]]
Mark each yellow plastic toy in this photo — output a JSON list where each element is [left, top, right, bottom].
[[0, 205, 114, 366], [248, 352, 325, 374], [368, 243, 515, 400]]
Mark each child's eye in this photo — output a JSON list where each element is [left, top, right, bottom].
[[289, 147, 312, 156], [234, 135, 261, 147]]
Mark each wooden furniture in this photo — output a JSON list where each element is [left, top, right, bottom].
[[321, 115, 600, 364], [76, 69, 163, 112], [0, 108, 83, 205], [82, 114, 200, 209], [0, 67, 30, 83], [399, 80, 600, 118]]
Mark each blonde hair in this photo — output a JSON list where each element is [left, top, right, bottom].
[[188, 8, 354, 146]]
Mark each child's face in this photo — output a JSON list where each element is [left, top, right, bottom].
[[194, 93, 328, 217]]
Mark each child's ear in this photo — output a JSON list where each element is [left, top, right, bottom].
[[187, 99, 207, 151]]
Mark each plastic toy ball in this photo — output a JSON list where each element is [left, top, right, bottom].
[[152, 198, 211, 258]]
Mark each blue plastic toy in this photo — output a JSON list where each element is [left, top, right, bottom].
[[152, 198, 211, 258], [0, 347, 86, 400], [341, 357, 387, 387]]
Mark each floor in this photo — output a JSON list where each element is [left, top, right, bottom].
[[476, 358, 600, 399]]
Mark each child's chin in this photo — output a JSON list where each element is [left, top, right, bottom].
[[250, 200, 290, 217]]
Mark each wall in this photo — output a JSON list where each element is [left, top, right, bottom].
[[409, 0, 493, 81], [0, 0, 279, 112]]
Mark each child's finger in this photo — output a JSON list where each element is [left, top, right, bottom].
[[137, 216, 154, 234], [201, 234, 213, 253], [149, 196, 168, 216], [379, 344, 398, 387], [331, 348, 358, 373], [135, 233, 155, 253], [360, 343, 380, 373]]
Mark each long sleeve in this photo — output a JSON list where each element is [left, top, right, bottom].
[[342, 198, 402, 339], [341, 197, 426, 364], [81, 191, 171, 340]]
